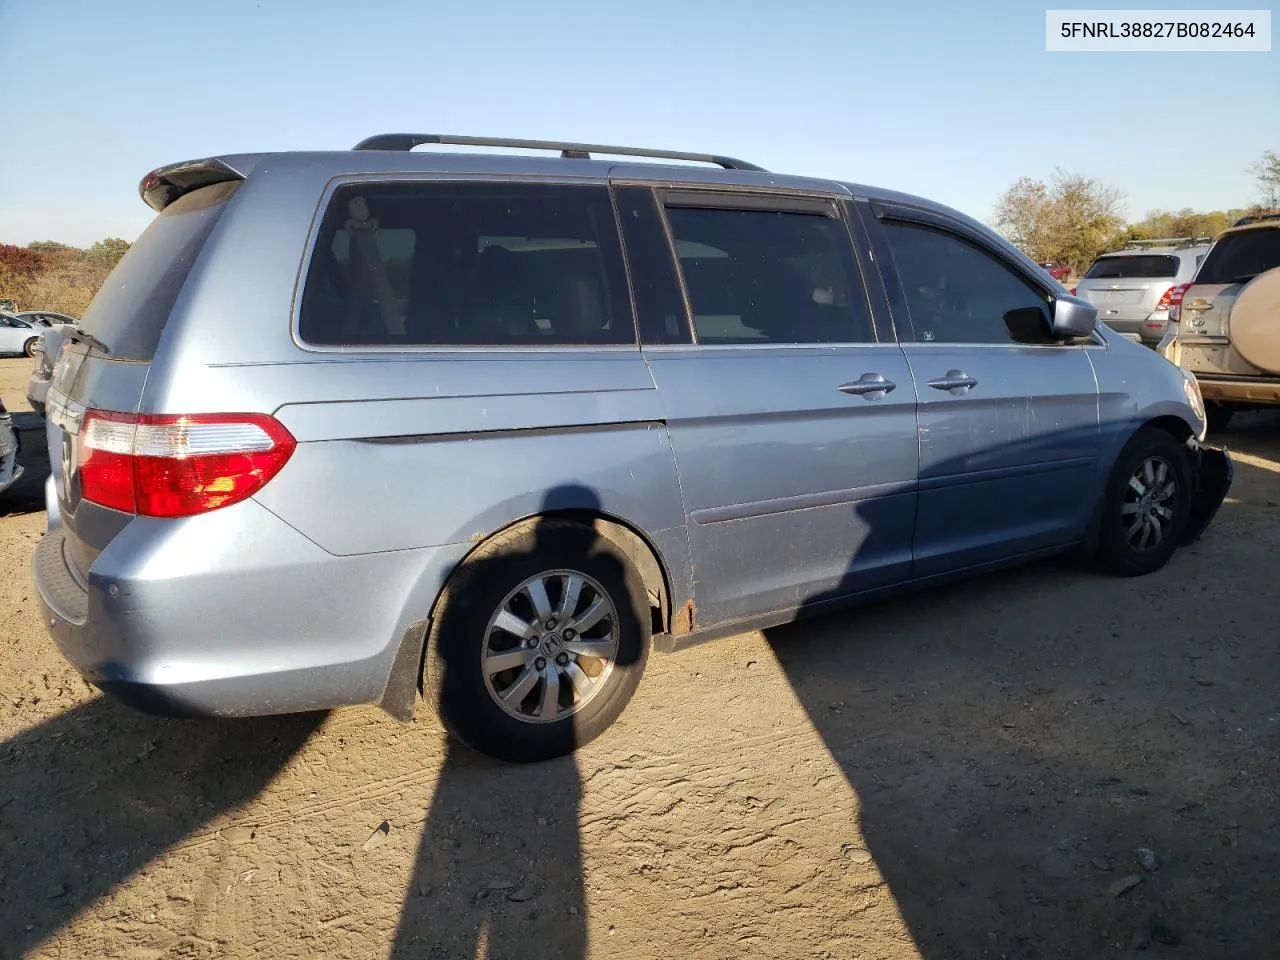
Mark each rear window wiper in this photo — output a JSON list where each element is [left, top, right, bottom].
[[1226, 273, 1259, 284], [64, 328, 111, 356]]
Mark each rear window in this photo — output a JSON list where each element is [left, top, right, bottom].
[[1196, 227, 1280, 285], [1082, 255, 1179, 280], [78, 180, 241, 361], [298, 182, 634, 346]]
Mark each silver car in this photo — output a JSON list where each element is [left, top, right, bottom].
[[0, 312, 45, 357], [31, 134, 1232, 762], [1073, 239, 1211, 345], [25, 323, 73, 417]]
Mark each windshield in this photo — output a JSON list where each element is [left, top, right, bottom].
[[1083, 255, 1179, 280], [1196, 227, 1280, 285]]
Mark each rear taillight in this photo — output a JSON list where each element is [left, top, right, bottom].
[[1068, 286, 1077, 296], [1160, 282, 1191, 322], [79, 411, 296, 518]]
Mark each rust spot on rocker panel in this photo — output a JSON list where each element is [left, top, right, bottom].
[[673, 598, 696, 635]]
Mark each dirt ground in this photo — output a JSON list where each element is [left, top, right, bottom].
[[0, 355, 1277, 960]]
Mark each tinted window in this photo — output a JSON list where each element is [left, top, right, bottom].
[[613, 186, 691, 345], [1196, 227, 1280, 284], [663, 205, 873, 344], [78, 180, 241, 361], [1082, 255, 1179, 279], [299, 182, 634, 346], [883, 221, 1055, 345]]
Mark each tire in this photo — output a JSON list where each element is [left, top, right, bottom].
[[423, 518, 650, 762], [23, 338, 38, 358], [1205, 401, 1235, 434], [1095, 427, 1193, 577]]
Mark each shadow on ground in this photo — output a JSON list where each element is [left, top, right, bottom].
[[0, 699, 326, 958], [767, 443, 1280, 957]]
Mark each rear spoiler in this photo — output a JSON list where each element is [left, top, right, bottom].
[[138, 154, 263, 212]]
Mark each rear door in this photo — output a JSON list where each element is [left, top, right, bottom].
[[860, 201, 1100, 578], [614, 185, 919, 628]]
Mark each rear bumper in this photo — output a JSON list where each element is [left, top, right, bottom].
[[1193, 376, 1280, 406], [1182, 441, 1233, 545], [31, 494, 469, 719]]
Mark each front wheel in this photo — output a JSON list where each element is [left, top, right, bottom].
[[23, 338, 38, 358], [1094, 427, 1193, 577], [423, 519, 650, 762]]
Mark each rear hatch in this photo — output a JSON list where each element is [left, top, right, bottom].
[[45, 176, 244, 585], [1179, 225, 1280, 341], [1074, 253, 1182, 332]]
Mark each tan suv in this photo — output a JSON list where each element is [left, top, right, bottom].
[[1160, 215, 1280, 432]]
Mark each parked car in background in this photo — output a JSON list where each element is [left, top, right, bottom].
[[1038, 260, 1072, 282], [1160, 218, 1280, 431], [26, 322, 74, 416], [15, 311, 79, 328], [32, 133, 1232, 763], [1072, 238, 1212, 346], [0, 312, 45, 357], [0, 394, 22, 495]]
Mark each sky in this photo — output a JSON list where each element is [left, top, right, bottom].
[[0, 0, 1275, 247]]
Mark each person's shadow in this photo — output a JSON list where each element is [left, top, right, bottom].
[[0, 698, 325, 957], [391, 485, 641, 959]]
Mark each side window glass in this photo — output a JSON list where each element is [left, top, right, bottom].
[[613, 186, 692, 345], [883, 221, 1055, 345], [663, 205, 875, 345], [299, 182, 635, 347]]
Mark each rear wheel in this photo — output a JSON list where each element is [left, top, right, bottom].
[[1095, 427, 1192, 577], [1204, 401, 1235, 434], [23, 338, 38, 358], [423, 519, 649, 762]]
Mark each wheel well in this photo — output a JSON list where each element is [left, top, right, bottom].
[[1143, 415, 1194, 445], [432, 510, 673, 637], [543, 509, 672, 637]]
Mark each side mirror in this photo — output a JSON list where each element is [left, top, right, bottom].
[[1050, 295, 1098, 340]]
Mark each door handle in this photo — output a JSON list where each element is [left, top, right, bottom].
[[927, 369, 978, 395], [838, 372, 896, 400]]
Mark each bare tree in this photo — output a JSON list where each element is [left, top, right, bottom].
[[994, 169, 1126, 272], [1249, 150, 1280, 210]]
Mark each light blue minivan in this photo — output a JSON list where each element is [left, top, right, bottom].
[[33, 134, 1232, 761]]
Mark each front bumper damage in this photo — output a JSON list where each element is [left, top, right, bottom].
[[1181, 439, 1233, 545]]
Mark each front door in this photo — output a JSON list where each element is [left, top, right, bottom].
[[615, 185, 920, 629], [864, 206, 1100, 578]]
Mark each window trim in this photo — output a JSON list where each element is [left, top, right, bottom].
[[289, 173, 642, 355], [655, 187, 882, 349], [864, 200, 1104, 349]]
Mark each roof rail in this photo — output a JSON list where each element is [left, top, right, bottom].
[[351, 133, 767, 172], [1121, 236, 1213, 249], [1233, 212, 1280, 227]]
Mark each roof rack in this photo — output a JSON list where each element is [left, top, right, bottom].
[[1233, 212, 1280, 227], [1121, 236, 1213, 250], [351, 133, 767, 172]]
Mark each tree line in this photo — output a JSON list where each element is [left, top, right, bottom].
[[994, 150, 1279, 275], [0, 239, 132, 316]]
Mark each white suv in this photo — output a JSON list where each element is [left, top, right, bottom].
[[1073, 238, 1211, 346]]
